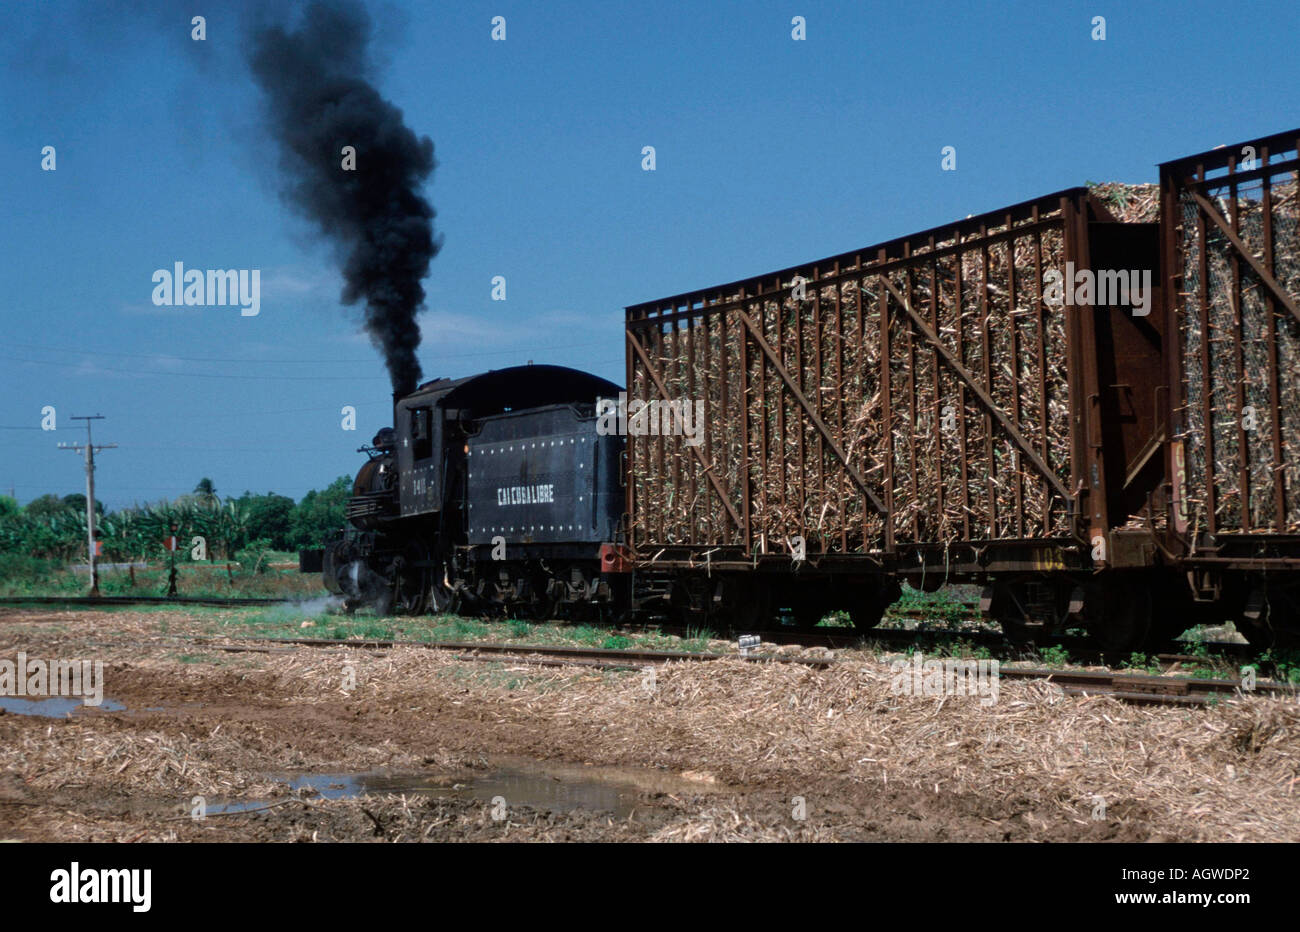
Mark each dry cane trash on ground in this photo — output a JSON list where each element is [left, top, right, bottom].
[[2, 612, 1298, 843]]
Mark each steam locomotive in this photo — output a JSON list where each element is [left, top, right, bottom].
[[320, 365, 630, 619]]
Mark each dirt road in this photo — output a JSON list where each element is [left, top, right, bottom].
[[1, 608, 1296, 842]]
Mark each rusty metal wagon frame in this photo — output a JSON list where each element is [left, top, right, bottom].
[[1161, 128, 1300, 577], [623, 187, 1158, 580]]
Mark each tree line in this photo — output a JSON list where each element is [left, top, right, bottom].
[[0, 477, 352, 564]]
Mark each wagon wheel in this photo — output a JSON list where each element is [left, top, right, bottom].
[[668, 576, 709, 627], [790, 598, 829, 629], [849, 598, 886, 632], [711, 579, 773, 632], [1090, 583, 1152, 654], [1143, 574, 1203, 649], [988, 583, 1047, 646], [1237, 598, 1300, 650], [997, 613, 1043, 646], [849, 581, 899, 632]]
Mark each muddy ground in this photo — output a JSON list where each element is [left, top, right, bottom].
[[1, 608, 1297, 842]]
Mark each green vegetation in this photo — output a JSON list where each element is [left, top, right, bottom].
[[1178, 639, 1220, 678], [0, 558, 325, 600], [682, 627, 716, 652], [1038, 644, 1071, 667], [938, 638, 992, 660], [569, 625, 606, 646], [1122, 652, 1162, 674], [187, 606, 720, 655], [0, 476, 353, 597], [1260, 648, 1300, 685], [887, 584, 982, 628]]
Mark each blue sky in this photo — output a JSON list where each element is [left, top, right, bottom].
[[1, 0, 1296, 509]]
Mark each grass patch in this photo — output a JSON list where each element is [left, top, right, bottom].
[[143, 602, 743, 658], [1038, 645, 1071, 667], [1121, 652, 1161, 674], [681, 627, 716, 652], [0, 560, 324, 600], [938, 638, 992, 660]]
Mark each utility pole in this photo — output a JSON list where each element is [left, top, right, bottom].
[[58, 415, 117, 597]]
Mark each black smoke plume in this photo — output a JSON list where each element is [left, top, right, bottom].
[[248, 0, 438, 396]]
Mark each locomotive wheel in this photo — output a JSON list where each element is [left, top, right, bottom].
[[530, 597, 557, 621], [428, 580, 457, 616], [520, 575, 556, 621], [389, 544, 432, 615]]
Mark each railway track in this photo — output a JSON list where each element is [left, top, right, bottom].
[[4, 592, 1271, 667], [620, 619, 1261, 669], [186, 634, 835, 669], [174, 633, 1295, 706], [998, 667, 1297, 706], [9, 594, 1292, 702]]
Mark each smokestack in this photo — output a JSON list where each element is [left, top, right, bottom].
[[248, 0, 440, 397]]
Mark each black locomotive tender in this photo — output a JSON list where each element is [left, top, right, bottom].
[[316, 128, 1300, 650]]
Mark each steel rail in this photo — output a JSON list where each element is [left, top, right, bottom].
[[186, 635, 835, 668], [174, 635, 1293, 706]]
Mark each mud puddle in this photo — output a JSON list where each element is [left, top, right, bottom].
[[0, 696, 125, 717], [212, 758, 730, 818]]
